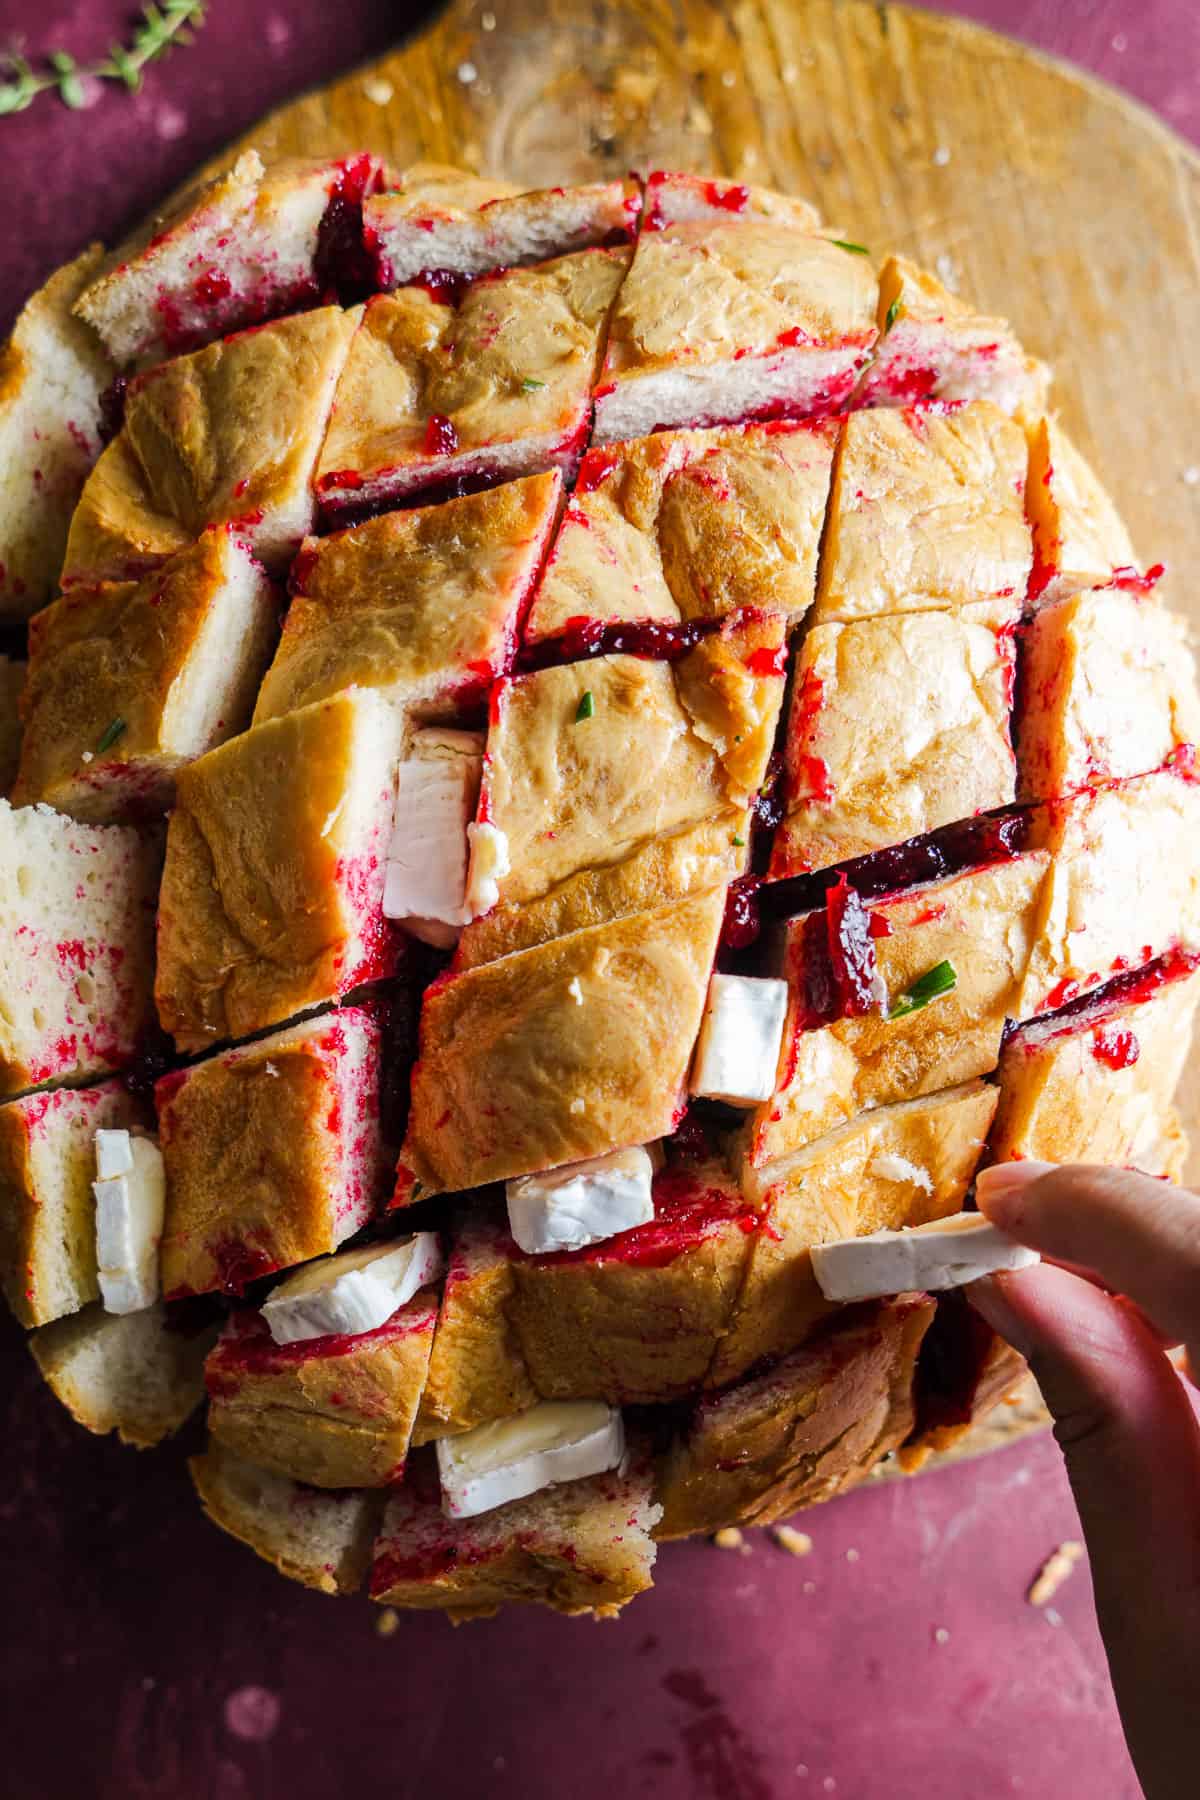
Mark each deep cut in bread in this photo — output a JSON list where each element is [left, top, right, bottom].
[[0, 799, 159, 1096], [154, 688, 406, 1049], [30, 1300, 217, 1446], [0, 657, 24, 795], [15, 528, 277, 823], [370, 1449, 662, 1619], [191, 1438, 385, 1594], [0, 246, 113, 620], [0, 1078, 147, 1327], [1026, 415, 1139, 604], [157, 1006, 388, 1298], [412, 1211, 539, 1444]]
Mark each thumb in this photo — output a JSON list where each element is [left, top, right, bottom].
[[970, 1263, 1200, 1800]]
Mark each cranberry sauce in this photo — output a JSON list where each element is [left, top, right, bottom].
[[1029, 945, 1200, 1035], [521, 1165, 759, 1271], [97, 373, 129, 445], [910, 1292, 1000, 1437], [516, 613, 716, 673], [314, 154, 389, 303]]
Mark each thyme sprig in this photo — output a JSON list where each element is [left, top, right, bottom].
[[0, 3, 206, 116]]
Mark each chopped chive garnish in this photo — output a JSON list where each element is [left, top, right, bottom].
[[884, 291, 904, 334], [888, 959, 957, 1020], [831, 239, 871, 256], [731, 834, 746, 847], [575, 690, 595, 722], [94, 716, 127, 754], [521, 377, 546, 391]]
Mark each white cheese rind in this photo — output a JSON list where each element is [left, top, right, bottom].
[[260, 1233, 445, 1345], [690, 974, 789, 1106], [92, 1136, 165, 1315], [465, 821, 511, 918], [94, 1127, 134, 1180], [383, 732, 483, 941], [810, 1211, 1040, 1302], [437, 1400, 625, 1519], [506, 1145, 656, 1254]]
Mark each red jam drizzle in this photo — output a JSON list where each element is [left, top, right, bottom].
[[315, 153, 389, 302], [423, 413, 460, 457], [1109, 563, 1166, 596], [193, 268, 233, 307], [523, 1166, 759, 1270], [518, 613, 714, 672], [721, 875, 763, 950], [412, 267, 472, 307], [1091, 1026, 1140, 1070], [206, 1300, 433, 1394], [97, 374, 129, 445]]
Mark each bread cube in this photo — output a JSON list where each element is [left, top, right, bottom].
[[656, 1295, 934, 1538], [770, 602, 1018, 876], [157, 1007, 388, 1297], [1016, 588, 1200, 801], [0, 799, 159, 1095], [75, 149, 389, 365], [0, 246, 113, 620], [63, 306, 358, 584], [1026, 416, 1139, 603], [899, 1292, 1029, 1470], [524, 421, 836, 643], [1019, 770, 1200, 1016], [205, 1289, 437, 1488], [155, 689, 406, 1049], [508, 1161, 758, 1404], [191, 1438, 385, 1594], [254, 472, 561, 725], [992, 957, 1200, 1173], [713, 1081, 996, 1386], [397, 889, 726, 1197], [745, 854, 1048, 1164], [855, 256, 1048, 415], [811, 402, 1032, 625], [641, 171, 822, 233], [367, 171, 638, 286], [594, 218, 877, 441], [481, 629, 781, 913], [29, 1300, 217, 1447], [411, 1212, 539, 1445], [15, 528, 276, 823], [315, 249, 629, 516], [0, 1079, 146, 1327], [0, 656, 24, 795], [370, 1450, 661, 1619]]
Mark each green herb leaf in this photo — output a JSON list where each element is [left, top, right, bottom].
[[94, 716, 128, 754], [575, 691, 595, 723], [3, 1, 205, 118], [884, 291, 904, 334], [830, 239, 871, 256], [887, 959, 957, 1020], [521, 377, 546, 391], [50, 51, 86, 109], [731, 834, 746, 848]]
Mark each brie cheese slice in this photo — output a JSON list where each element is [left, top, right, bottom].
[[506, 1145, 656, 1254], [260, 1232, 445, 1345], [810, 1210, 1040, 1303], [94, 1127, 134, 1180], [437, 1399, 625, 1519], [383, 730, 483, 944], [690, 973, 789, 1106], [465, 820, 511, 918], [92, 1136, 165, 1315]]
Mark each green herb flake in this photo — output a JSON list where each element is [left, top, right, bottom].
[[731, 834, 746, 848], [94, 716, 128, 754], [575, 691, 596, 723], [888, 959, 957, 1020], [831, 239, 871, 257], [521, 377, 546, 392], [884, 291, 904, 334], [1, 2, 206, 117]]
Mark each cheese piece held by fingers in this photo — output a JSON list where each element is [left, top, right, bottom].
[[437, 1399, 625, 1519], [260, 1234, 445, 1346], [811, 1211, 1039, 1303]]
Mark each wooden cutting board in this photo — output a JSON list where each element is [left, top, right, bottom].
[[212, 0, 1200, 1162]]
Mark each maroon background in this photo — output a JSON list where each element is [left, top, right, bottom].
[[2, 4, 1192, 1796]]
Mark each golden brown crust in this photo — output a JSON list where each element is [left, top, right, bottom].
[[714, 1082, 997, 1387], [526, 421, 836, 640], [411, 1215, 538, 1444], [206, 1291, 437, 1488], [63, 307, 357, 583], [812, 402, 1032, 624], [655, 1295, 934, 1538], [29, 1302, 216, 1447], [399, 890, 726, 1195], [745, 854, 1050, 1163], [316, 249, 630, 503], [154, 690, 403, 1049], [157, 1010, 383, 1298], [1026, 416, 1137, 603], [14, 528, 276, 821], [254, 473, 562, 724], [770, 601, 1019, 876]]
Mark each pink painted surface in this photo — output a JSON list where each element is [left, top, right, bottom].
[[1, 3, 1189, 1794]]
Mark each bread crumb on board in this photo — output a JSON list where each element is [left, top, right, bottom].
[[712, 1527, 752, 1554], [771, 1525, 814, 1557], [1028, 1541, 1085, 1607]]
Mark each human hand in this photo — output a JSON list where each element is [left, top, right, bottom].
[[969, 1161, 1200, 1800]]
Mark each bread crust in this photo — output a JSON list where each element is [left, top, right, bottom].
[[399, 890, 725, 1195], [254, 472, 562, 725], [30, 1301, 216, 1447], [1026, 415, 1137, 603], [656, 1295, 935, 1538], [206, 1290, 437, 1488], [411, 1213, 538, 1443], [367, 175, 638, 285]]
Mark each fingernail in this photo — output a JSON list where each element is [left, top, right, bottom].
[[975, 1159, 1057, 1216], [966, 1272, 1038, 1359]]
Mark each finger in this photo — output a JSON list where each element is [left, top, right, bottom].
[[970, 1262, 1200, 1800], [976, 1161, 1200, 1370]]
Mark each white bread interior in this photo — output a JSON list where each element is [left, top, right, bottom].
[[29, 1300, 216, 1446]]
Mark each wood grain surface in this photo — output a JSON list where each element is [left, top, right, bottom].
[[212, 0, 1200, 1158]]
